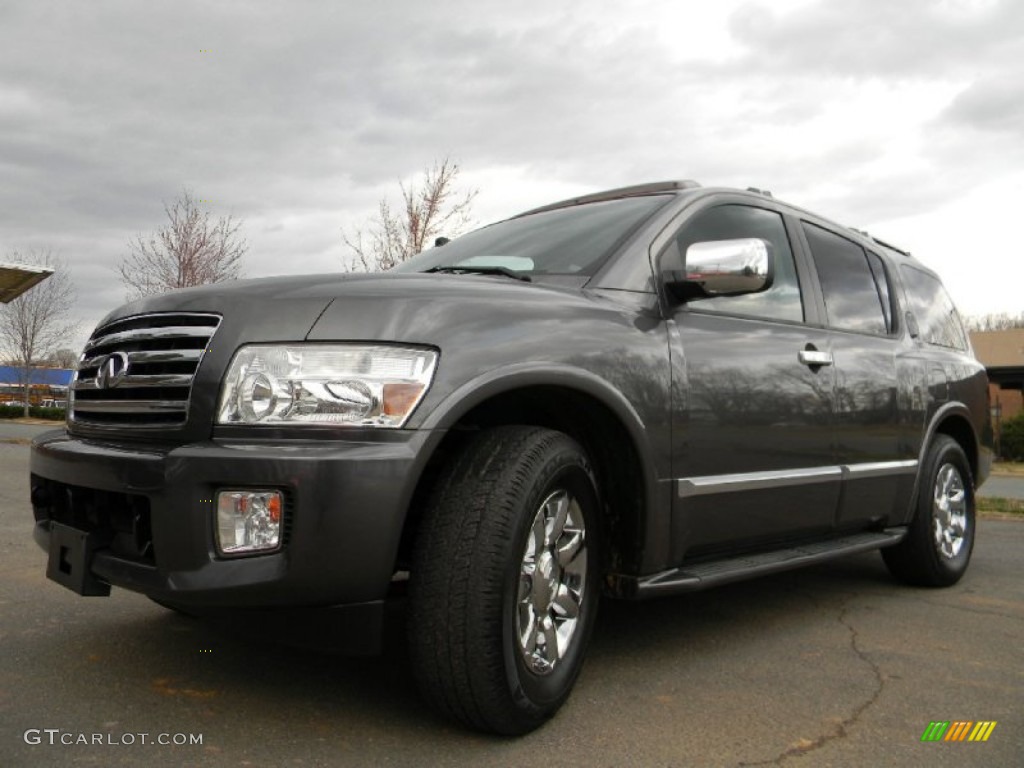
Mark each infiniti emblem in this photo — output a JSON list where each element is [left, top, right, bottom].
[[96, 351, 130, 389]]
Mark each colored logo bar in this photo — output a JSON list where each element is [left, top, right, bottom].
[[921, 721, 997, 742]]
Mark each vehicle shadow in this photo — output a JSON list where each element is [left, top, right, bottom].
[[591, 550, 895, 661], [43, 550, 899, 743]]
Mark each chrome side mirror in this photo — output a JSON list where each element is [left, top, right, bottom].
[[665, 238, 773, 301]]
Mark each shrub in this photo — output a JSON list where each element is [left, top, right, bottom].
[[0, 405, 66, 421], [30, 406, 67, 421], [1002, 412, 1024, 461]]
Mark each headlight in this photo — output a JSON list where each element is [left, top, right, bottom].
[[216, 344, 438, 427]]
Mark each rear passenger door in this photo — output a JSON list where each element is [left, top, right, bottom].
[[796, 222, 914, 530], [662, 201, 840, 561]]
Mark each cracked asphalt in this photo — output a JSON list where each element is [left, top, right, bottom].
[[1, 429, 1022, 767]]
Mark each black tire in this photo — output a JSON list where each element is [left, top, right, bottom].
[[408, 425, 601, 735], [882, 435, 976, 587]]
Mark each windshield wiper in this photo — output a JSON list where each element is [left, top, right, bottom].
[[424, 266, 532, 282]]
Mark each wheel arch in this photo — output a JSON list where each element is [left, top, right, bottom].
[[883, 403, 979, 587], [904, 403, 981, 524], [399, 366, 664, 580], [924, 404, 980, 484]]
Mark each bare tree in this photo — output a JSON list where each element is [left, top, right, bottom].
[[119, 189, 246, 298], [48, 347, 80, 369], [965, 312, 1024, 332], [0, 250, 77, 416], [343, 157, 478, 272]]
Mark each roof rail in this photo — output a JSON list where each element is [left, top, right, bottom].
[[851, 228, 912, 257], [516, 180, 700, 218], [869, 235, 912, 257]]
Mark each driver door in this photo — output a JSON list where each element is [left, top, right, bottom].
[[663, 202, 840, 562]]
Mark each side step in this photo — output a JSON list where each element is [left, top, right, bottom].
[[617, 528, 907, 600]]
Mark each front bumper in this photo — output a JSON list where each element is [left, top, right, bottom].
[[30, 428, 432, 636]]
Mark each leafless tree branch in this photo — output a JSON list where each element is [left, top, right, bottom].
[[118, 189, 247, 298], [343, 157, 478, 272], [0, 249, 77, 416], [964, 312, 1024, 332]]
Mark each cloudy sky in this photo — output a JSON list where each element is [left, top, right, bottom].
[[2, 0, 1022, 350]]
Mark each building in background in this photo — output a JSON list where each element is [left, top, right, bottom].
[[0, 263, 53, 303], [971, 329, 1024, 456], [0, 365, 72, 407]]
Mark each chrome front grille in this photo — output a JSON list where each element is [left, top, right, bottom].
[[70, 313, 221, 428]]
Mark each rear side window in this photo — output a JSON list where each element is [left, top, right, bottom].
[[802, 223, 888, 335], [901, 265, 969, 350]]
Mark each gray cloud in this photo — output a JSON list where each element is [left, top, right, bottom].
[[704, 0, 1024, 230], [728, 0, 1023, 78], [940, 73, 1024, 133], [1, 0, 1021, 349]]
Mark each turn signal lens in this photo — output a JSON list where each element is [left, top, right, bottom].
[[383, 382, 426, 417]]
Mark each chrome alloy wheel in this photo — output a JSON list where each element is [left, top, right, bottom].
[[932, 462, 967, 559], [516, 489, 588, 676]]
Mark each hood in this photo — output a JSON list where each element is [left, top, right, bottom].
[[97, 272, 596, 344]]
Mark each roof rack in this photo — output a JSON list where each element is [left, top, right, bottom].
[[516, 180, 700, 218], [746, 187, 773, 197]]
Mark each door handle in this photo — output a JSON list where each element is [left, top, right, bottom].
[[798, 348, 833, 367]]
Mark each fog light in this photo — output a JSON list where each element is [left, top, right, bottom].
[[216, 490, 283, 555]]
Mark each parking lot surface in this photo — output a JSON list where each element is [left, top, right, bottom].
[[1, 431, 1021, 767]]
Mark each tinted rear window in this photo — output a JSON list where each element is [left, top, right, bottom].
[[901, 265, 969, 350]]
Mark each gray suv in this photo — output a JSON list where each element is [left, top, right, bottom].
[[30, 181, 991, 734]]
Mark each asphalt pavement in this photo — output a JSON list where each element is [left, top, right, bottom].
[[1, 429, 1022, 767], [0, 420, 59, 442], [979, 476, 1024, 500]]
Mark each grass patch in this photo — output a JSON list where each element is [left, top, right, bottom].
[[978, 496, 1024, 517], [992, 461, 1024, 476]]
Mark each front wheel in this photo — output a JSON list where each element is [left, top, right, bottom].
[[882, 435, 976, 587], [409, 426, 601, 735]]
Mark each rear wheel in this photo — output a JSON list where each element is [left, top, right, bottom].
[[882, 435, 976, 587], [408, 426, 601, 735]]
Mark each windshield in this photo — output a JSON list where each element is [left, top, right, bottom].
[[393, 195, 672, 277]]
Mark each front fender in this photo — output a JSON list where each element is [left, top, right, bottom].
[[415, 362, 671, 573]]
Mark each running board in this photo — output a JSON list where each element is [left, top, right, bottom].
[[615, 528, 907, 600]]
